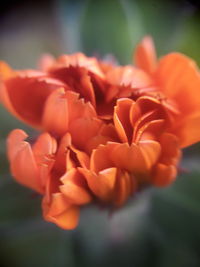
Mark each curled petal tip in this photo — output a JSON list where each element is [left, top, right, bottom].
[[134, 35, 157, 74]]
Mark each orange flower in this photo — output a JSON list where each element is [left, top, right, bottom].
[[6, 94, 181, 229], [2, 37, 200, 229]]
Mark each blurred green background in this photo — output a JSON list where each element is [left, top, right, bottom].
[[0, 0, 200, 266]]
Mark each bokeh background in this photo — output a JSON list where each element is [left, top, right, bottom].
[[0, 0, 200, 266]]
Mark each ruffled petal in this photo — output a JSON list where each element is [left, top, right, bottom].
[[69, 117, 103, 151], [32, 132, 57, 189], [7, 130, 57, 193], [156, 53, 200, 147], [0, 74, 65, 128], [60, 168, 92, 205], [106, 65, 152, 89], [90, 143, 117, 173], [42, 193, 80, 229], [110, 142, 158, 173], [50, 53, 104, 79], [42, 88, 69, 136], [79, 167, 117, 202], [7, 129, 42, 193]]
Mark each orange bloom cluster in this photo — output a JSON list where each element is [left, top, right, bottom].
[[1, 37, 200, 229]]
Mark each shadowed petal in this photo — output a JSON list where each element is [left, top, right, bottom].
[[90, 143, 117, 173], [79, 167, 117, 202], [152, 163, 177, 187], [42, 193, 80, 230], [138, 140, 161, 169], [60, 168, 92, 205], [69, 117, 103, 151], [113, 171, 137, 207], [110, 143, 147, 173]]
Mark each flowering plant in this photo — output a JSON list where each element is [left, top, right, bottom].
[[1, 37, 200, 229]]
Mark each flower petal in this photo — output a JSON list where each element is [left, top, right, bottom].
[[110, 143, 147, 173], [156, 53, 200, 147], [134, 36, 157, 74], [42, 88, 69, 136], [138, 140, 161, 169], [7, 129, 42, 193], [42, 193, 80, 229], [1, 74, 65, 127], [152, 164, 177, 187], [80, 167, 117, 202], [60, 168, 92, 205], [114, 98, 133, 143], [106, 65, 152, 89], [0, 61, 15, 80], [50, 53, 104, 78], [173, 113, 200, 148], [69, 117, 102, 151], [113, 171, 137, 207], [90, 143, 117, 173]]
